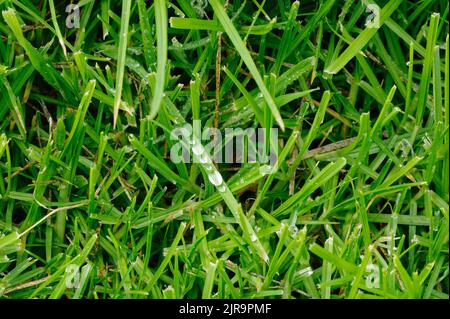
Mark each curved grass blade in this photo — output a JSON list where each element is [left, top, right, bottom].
[[113, 0, 132, 128], [208, 0, 285, 131], [148, 0, 168, 120], [324, 0, 403, 77]]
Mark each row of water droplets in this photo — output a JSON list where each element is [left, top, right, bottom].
[[191, 138, 226, 193]]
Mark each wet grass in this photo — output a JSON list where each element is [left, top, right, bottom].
[[0, 0, 448, 299]]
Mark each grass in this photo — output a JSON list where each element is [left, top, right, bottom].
[[0, 0, 448, 299]]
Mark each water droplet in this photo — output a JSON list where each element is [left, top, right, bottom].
[[250, 233, 258, 242], [124, 145, 133, 153], [288, 225, 299, 237], [192, 143, 204, 156], [217, 184, 226, 193], [208, 171, 223, 186], [260, 165, 273, 175], [199, 153, 209, 164]]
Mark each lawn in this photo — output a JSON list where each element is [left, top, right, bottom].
[[0, 0, 448, 299]]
